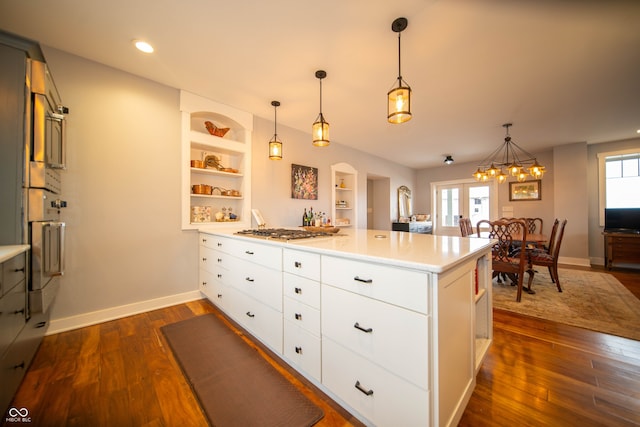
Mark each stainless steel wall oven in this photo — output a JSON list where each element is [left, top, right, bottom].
[[26, 59, 67, 314]]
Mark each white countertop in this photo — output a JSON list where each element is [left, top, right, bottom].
[[0, 245, 29, 264], [199, 227, 493, 273]]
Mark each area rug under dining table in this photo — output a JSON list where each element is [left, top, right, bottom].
[[492, 268, 640, 341]]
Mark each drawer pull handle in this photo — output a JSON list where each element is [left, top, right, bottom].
[[217, 242, 222, 247], [294, 261, 302, 268], [15, 267, 25, 272], [202, 238, 207, 243], [13, 361, 25, 370], [13, 309, 25, 315], [355, 380, 374, 396], [35, 321, 47, 328], [245, 250, 254, 255], [245, 277, 254, 282], [354, 276, 373, 284], [295, 313, 302, 320], [217, 258, 222, 262], [294, 287, 302, 294], [217, 294, 223, 298], [202, 281, 207, 286], [202, 257, 207, 262], [354, 322, 373, 333], [246, 312, 255, 318], [295, 346, 303, 354], [217, 274, 223, 278]]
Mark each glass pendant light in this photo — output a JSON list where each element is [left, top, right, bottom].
[[312, 70, 330, 146], [268, 100, 282, 160], [387, 17, 412, 124]]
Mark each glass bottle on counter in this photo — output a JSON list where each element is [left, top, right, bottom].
[[303, 208, 308, 226]]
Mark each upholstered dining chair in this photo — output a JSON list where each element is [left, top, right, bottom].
[[477, 218, 530, 302], [529, 219, 567, 292], [459, 217, 473, 237]]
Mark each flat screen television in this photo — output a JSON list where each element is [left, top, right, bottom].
[[604, 208, 640, 233]]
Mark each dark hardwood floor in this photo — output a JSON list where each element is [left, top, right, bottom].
[[4, 265, 640, 426]]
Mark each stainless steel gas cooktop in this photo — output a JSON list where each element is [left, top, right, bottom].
[[235, 228, 334, 240]]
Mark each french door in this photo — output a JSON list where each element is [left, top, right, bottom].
[[431, 179, 497, 236]]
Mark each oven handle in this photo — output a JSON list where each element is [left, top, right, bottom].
[[47, 111, 67, 170], [43, 221, 65, 277]]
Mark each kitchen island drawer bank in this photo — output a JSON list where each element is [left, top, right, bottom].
[[197, 229, 493, 427]]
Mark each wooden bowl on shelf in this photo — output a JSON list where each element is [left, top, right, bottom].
[[204, 121, 230, 137], [190, 160, 205, 168]]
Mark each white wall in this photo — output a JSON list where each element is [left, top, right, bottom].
[[44, 48, 198, 330]]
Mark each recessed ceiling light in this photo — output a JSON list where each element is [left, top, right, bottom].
[[133, 40, 154, 53]]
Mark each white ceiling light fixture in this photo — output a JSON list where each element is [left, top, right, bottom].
[[133, 39, 154, 53], [444, 155, 454, 165], [387, 17, 412, 124]]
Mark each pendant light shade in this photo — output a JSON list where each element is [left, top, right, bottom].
[[388, 17, 412, 124], [312, 70, 330, 147], [268, 100, 282, 160]]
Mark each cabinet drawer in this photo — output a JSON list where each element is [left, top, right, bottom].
[[283, 273, 320, 309], [284, 296, 320, 337], [226, 257, 282, 311], [224, 237, 283, 269], [199, 233, 227, 250], [284, 321, 321, 381], [322, 285, 429, 390], [199, 268, 232, 313], [199, 246, 232, 274], [322, 255, 430, 314], [2, 252, 26, 295], [322, 338, 430, 427], [283, 249, 320, 281], [231, 288, 282, 354], [0, 280, 27, 357]]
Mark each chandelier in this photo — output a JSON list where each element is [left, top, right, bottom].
[[473, 123, 546, 183]]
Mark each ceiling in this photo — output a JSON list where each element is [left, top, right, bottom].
[[2, 0, 640, 169]]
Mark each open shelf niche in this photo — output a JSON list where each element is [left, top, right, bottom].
[[180, 90, 253, 230]]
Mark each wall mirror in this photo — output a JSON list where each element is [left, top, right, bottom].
[[398, 185, 412, 220]]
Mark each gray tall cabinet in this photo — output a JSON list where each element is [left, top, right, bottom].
[[0, 31, 48, 416]]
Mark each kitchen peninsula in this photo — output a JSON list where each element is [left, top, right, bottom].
[[198, 227, 493, 426]]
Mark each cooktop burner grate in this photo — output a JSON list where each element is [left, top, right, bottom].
[[235, 228, 334, 240]]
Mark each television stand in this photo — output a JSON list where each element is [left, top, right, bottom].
[[603, 231, 640, 270]]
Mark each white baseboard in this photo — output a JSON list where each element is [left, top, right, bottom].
[[47, 290, 203, 335], [558, 256, 591, 267]]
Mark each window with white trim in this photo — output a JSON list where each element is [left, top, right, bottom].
[[598, 148, 640, 225]]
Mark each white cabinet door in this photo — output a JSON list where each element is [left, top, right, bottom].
[[322, 338, 430, 427], [322, 255, 430, 314], [283, 320, 321, 381], [283, 296, 320, 337], [322, 285, 429, 390], [231, 288, 283, 353], [283, 249, 320, 281], [226, 256, 282, 312], [283, 272, 320, 310]]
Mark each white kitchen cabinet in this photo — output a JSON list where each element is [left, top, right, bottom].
[[198, 233, 283, 354], [282, 249, 322, 381], [181, 91, 252, 229], [331, 162, 357, 228], [198, 230, 493, 427]]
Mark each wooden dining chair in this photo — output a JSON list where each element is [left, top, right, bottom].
[[529, 219, 567, 292], [481, 219, 530, 302], [522, 217, 543, 234], [459, 217, 473, 237]]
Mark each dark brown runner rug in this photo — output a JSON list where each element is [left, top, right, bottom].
[[161, 314, 324, 427]]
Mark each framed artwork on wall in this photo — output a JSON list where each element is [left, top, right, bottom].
[[509, 180, 542, 201], [291, 164, 318, 200]]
